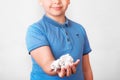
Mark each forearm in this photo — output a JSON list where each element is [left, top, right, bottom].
[[83, 70, 93, 80], [44, 61, 59, 76], [30, 46, 58, 76], [82, 54, 93, 80]]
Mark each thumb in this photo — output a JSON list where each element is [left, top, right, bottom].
[[74, 59, 80, 67]]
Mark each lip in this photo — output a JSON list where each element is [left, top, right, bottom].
[[52, 7, 62, 10]]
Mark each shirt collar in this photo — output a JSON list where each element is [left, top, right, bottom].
[[42, 15, 70, 27]]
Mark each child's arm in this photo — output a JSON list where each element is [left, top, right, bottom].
[[82, 54, 93, 80], [30, 46, 57, 76], [30, 46, 80, 77]]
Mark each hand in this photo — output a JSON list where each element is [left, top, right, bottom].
[[57, 59, 80, 78], [71, 59, 80, 74]]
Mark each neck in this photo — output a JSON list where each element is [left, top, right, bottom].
[[46, 14, 66, 24]]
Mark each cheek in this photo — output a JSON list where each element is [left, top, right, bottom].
[[62, 1, 70, 7], [63, 0, 70, 4], [67, 0, 70, 4], [42, 1, 51, 7], [43, 3, 50, 9]]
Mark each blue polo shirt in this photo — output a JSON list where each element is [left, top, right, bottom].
[[26, 15, 92, 80]]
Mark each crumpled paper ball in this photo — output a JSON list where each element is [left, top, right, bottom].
[[50, 54, 74, 71]]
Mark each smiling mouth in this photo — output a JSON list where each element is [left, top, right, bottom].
[[52, 7, 62, 10]]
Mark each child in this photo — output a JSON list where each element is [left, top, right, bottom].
[[26, 0, 93, 80]]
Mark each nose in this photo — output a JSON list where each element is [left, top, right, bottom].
[[52, 0, 61, 4]]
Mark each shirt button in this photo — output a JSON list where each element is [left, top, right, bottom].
[[67, 38, 70, 42], [65, 32, 68, 35]]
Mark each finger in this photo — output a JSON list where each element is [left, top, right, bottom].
[[66, 65, 72, 77], [73, 59, 80, 67], [71, 64, 76, 74], [57, 67, 66, 78]]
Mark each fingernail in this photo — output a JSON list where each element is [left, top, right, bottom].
[[77, 59, 80, 62]]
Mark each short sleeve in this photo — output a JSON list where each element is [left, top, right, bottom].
[[81, 27, 92, 55], [26, 24, 49, 54]]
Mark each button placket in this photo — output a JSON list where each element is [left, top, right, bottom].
[[61, 27, 72, 50]]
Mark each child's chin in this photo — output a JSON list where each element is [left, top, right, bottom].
[[51, 11, 64, 16], [54, 14, 64, 17]]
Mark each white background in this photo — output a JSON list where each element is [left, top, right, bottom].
[[0, 0, 120, 80]]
